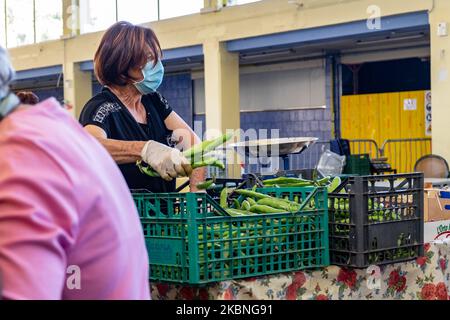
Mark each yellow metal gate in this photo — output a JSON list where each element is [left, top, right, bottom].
[[341, 91, 432, 173]]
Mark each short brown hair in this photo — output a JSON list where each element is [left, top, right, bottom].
[[94, 21, 162, 86], [16, 91, 39, 105]]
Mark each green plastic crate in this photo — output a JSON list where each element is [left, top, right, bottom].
[[344, 154, 371, 176], [133, 187, 329, 285]]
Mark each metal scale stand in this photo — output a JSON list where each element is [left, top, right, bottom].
[[230, 137, 318, 177]]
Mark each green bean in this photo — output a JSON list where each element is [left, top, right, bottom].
[[220, 187, 228, 208], [315, 177, 331, 186], [257, 198, 300, 212], [241, 200, 251, 211], [234, 189, 271, 199], [183, 133, 233, 161], [246, 197, 257, 206], [196, 179, 215, 190], [232, 199, 241, 209], [137, 156, 225, 178], [271, 182, 315, 188], [249, 204, 285, 214], [191, 157, 219, 169], [138, 133, 231, 178], [136, 160, 159, 177], [263, 177, 313, 186], [202, 133, 234, 153], [182, 140, 212, 160]]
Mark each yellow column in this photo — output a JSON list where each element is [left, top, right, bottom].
[[430, 0, 450, 163], [62, 0, 91, 119], [202, 0, 223, 12], [63, 62, 92, 119], [203, 40, 241, 178], [62, 0, 80, 38]]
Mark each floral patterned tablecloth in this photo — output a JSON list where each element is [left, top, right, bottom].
[[151, 241, 450, 300]]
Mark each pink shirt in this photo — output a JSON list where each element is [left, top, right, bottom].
[[0, 98, 150, 300]]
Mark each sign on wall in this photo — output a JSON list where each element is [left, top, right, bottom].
[[425, 91, 432, 136], [403, 98, 417, 111]]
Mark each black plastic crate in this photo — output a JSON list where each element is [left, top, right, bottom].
[[328, 173, 424, 268]]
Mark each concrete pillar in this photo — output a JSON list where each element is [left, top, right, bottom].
[[203, 40, 241, 178], [203, 0, 223, 10], [430, 0, 450, 163], [62, 0, 91, 118], [62, 0, 81, 38], [63, 62, 92, 119]]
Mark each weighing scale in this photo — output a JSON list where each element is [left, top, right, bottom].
[[230, 137, 319, 173]]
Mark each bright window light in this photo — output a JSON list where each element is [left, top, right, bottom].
[[35, 0, 62, 42], [80, 0, 116, 34], [159, 0, 203, 20], [227, 0, 260, 5], [6, 0, 34, 48], [0, 0, 5, 47], [117, 0, 158, 24]]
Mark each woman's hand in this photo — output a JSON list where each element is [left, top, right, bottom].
[[141, 140, 192, 181]]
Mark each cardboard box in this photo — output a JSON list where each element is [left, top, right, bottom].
[[424, 220, 450, 243], [424, 188, 450, 222]]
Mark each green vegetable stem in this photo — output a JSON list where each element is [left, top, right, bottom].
[[137, 132, 233, 178], [257, 197, 300, 213], [196, 179, 216, 190], [249, 205, 285, 214]]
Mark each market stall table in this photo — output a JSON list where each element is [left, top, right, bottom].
[[150, 241, 450, 300], [425, 178, 450, 189]]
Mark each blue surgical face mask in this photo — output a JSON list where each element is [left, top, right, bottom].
[[134, 59, 164, 95], [0, 92, 20, 121]]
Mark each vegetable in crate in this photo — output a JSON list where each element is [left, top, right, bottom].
[[196, 180, 216, 190], [261, 176, 333, 188], [234, 189, 271, 199], [257, 197, 300, 212], [263, 177, 313, 186], [232, 199, 241, 209], [241, 200, 251, 211], [137, 133, 232, 178], [220, 187, 229, 208], [250, 205, 285, 214], [247, 197, 257, 206]]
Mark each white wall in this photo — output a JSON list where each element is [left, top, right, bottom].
[[193, 59, 326, 114]]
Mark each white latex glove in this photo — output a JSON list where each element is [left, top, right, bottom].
[[141, 140, 192, 181]]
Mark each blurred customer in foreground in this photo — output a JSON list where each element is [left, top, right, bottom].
[[0, 46, 150, 300]]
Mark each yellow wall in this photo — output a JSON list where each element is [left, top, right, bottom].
[[341, 91, 431, 172]]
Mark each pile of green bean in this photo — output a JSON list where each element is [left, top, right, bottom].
[[261, 176, 332, 188], [137, 133, 233, 177], [194, 214, 319, 277], [330, 197, 405, 225], [189, 185, 322, 277], [217, 187, 313, 217]]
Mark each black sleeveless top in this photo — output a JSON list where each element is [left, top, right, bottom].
[[79, 87, 176, 193]]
